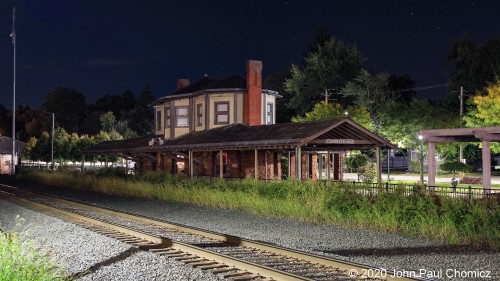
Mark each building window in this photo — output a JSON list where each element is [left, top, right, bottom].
[[215, 102, 230, 125], [176, 106, 189, 127], [165, 108, 171, 128], [156, 110, 162, 131], [266, 102, 273, 124], [197, 104, 203, 126]]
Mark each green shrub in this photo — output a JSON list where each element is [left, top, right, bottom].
[[17, 170, 500, 250], [0, 219, 69, 280]]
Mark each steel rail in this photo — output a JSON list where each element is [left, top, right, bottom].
[[0, 183, 430, 281]]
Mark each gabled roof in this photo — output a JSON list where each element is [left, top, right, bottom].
[[156, 75, 279, 104], [83, 118, 396, 155], [0, 136, 26, 154]]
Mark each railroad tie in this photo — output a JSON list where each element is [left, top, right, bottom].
[[198, 264, 229, 270], [230, 274, 261, 281], [190, 261, 218, 267], [223, 271, 253, 278]]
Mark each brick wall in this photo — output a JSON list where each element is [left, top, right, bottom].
[[244, 60, 262, 126]]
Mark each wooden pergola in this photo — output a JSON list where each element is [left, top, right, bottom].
[[421, 126, 500, 192]]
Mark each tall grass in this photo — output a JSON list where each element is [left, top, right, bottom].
[[19, 170, 500, 250], [0, 217, 69, 281]]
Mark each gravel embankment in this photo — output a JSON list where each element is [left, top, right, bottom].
[[0, 177, 498, 280], [0, 198, 223, 280]]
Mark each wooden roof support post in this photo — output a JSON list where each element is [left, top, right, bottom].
[[264, 150, 268, 180], [254, 148, 258, 180], [189, 150, 194, 179], [482, 140, 491, 193], [428, 142, 436, 190], [104, 154, 108, 168], [219, 150, 224, 179], [327, 151, 331, 181], [295, 146, 302, 180], [287, 151, 291, 179], [376, 147, 382, 187], [318, 153, 323, 180]]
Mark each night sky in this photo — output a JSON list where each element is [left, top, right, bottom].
[[0, 0, 499, 108]]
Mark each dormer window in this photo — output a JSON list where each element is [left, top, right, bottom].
[[215, 102, 230, 125]]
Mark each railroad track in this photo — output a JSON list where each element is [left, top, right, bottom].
[[0, 183, 428, 281]]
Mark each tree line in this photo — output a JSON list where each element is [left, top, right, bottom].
[[2, 28, 499, 167]]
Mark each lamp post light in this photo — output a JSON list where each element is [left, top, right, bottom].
[[418, 135, 424, 184], [10, 7, 16, 175]]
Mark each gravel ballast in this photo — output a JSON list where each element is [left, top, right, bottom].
[[0, 178, 498, 280]]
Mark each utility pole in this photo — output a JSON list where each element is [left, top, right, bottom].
[[10, 7, 16, 175], [51, 113, 55, 170], [324, 88, 331, 104], [459, 86, 464, 164]]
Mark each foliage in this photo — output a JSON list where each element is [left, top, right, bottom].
[[264, 68, 294, 123], [378, 100, 461, 149], [464, 80, 500, 127], [358, 162, 377, 184], [129, 85, 155, 136], [463, 80, 500, 153], [291, 101, 373, 129], [21, 170, 500, 249], [284, 36, 363, 115], [439, 161, 473, 174], [446, 34, 500, 111], [340, 69, 391, 131], [388, 74, 417, 105], [0, 221, 69, 280], [344, 154, 369, 170], [40, 87, 86, 133]]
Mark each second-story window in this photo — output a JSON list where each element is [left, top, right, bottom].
[[197, 104, 203, 126], [165, 108, 171, 128], [266, 102, 273, 124], [156, 110, 162, 131], [215, 102, 229, 125], [176, 106, 189, 127]]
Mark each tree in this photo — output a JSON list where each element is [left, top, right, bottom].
[[340, 69, 391, 132], [446, 34, 500, 112], [264, 69, 294, 123], [54, 127, 71, 164], [388, 74, 416, 105], [93, 90, 137, 120], [32, 132, 51, 162], [463, 80, 500, 153], [40, 87, 86, 132], [22, 137, 37, 162], [284, 36, 363, 115], [0, 105, 10, 137], [378, 100, 461, 149], [463, 80, 500, 127], [291, 101, 373, 129], [130, 85, 155, 135]]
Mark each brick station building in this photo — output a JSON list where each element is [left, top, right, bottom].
[[83, 60, 396, 181]]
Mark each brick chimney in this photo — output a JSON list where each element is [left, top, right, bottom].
[[176, 79, 190, 90], [245, 60, 262, 126]]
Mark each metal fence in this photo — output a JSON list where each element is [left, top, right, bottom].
[[336, 180, 499, 201]]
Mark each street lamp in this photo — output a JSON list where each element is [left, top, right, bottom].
[[10, 7, 16, 175], [418, 134, 424, 184]]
